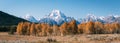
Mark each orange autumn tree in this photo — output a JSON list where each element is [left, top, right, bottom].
[[68, 20, 78, 34], [17, 22, 23, 35], [35, 23, 42, 36], [30, 23, 37, 36], [52, 25, 60, 36], [104, 23, 113, 34], [60, 22, 68, 36], [16, 21, 120, 36], [111, 22, 120, 33], [25, 22, 31, 35], [78, 23, 86, 34], [94, 21, 104, 34], [40, 23, 47, 36], [17, 22, 31, 35], [46, 24, 53, 36], [85, 21, 95, 34]]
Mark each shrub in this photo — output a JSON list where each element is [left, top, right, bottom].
[[0, 26, 10, 32], [8, 25, 16, 35]]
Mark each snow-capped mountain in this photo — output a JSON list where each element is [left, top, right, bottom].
[[115, 16, 120, 23], [99, 16, 105, 20], [22, 14, 38, 22], [81, 14, 103, 23], [84, 14, 97, 22], [46, 10, 67, 25], [21, 10, 120, 25], [39, 9, 75, 25], [39, 18, 57, 25], [104, 15, 120, 23], [78, 14, 120, 24], [48, 10, 67, 20]]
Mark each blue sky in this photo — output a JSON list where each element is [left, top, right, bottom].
[[0, 0, 120, 19]]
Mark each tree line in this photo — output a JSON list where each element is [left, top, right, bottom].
[[16, 20, 120, 36]]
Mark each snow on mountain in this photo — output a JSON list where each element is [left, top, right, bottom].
[[115, 16, 120, 23], [86, 14, 97, 22], [21, 10, 120, 25], [114, 15, 119, 18], [81, 14, 98, 23], [37, 18, 41, 21], [39, 18, 57, 25], [104, 15, 119, 23], [48, 10, 66, 19], [47, 10, 67, 24], [78, 14, 120, 24], [22, 14, 38, 22], [66, 17, 75, 22], [99, 16, 105, 20], [79, 14, 105, 23], [39, 9, 75, 25]]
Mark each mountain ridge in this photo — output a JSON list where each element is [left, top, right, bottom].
[[22, 10, 120, 25]]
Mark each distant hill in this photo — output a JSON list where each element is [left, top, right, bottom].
[[0, 11, 28, 26]]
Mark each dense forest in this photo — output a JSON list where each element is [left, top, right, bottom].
[[17, 20, 120, 36]]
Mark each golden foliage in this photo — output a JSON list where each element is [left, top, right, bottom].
[[104, 23, 113, 34], [85, 21, 95, 34], [35, 24, 42, 36], [68, 20, 78, 34], [16, 21, 120, 36], [17, 22, 30, 35], [78, 23, 86, 34], [52, 25, 60, 36], [30, 23, 36, 36], [59, 22, 68, 36], [94, 21, 104, 34]]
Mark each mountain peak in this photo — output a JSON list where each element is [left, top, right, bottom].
[[86, 14, 96, 18], [52, 10, 60, 14], [25, 14, 33, 19], [48, 9, 66, 18], [41, 10, 70, 25], [23, 14, 38, 22]]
